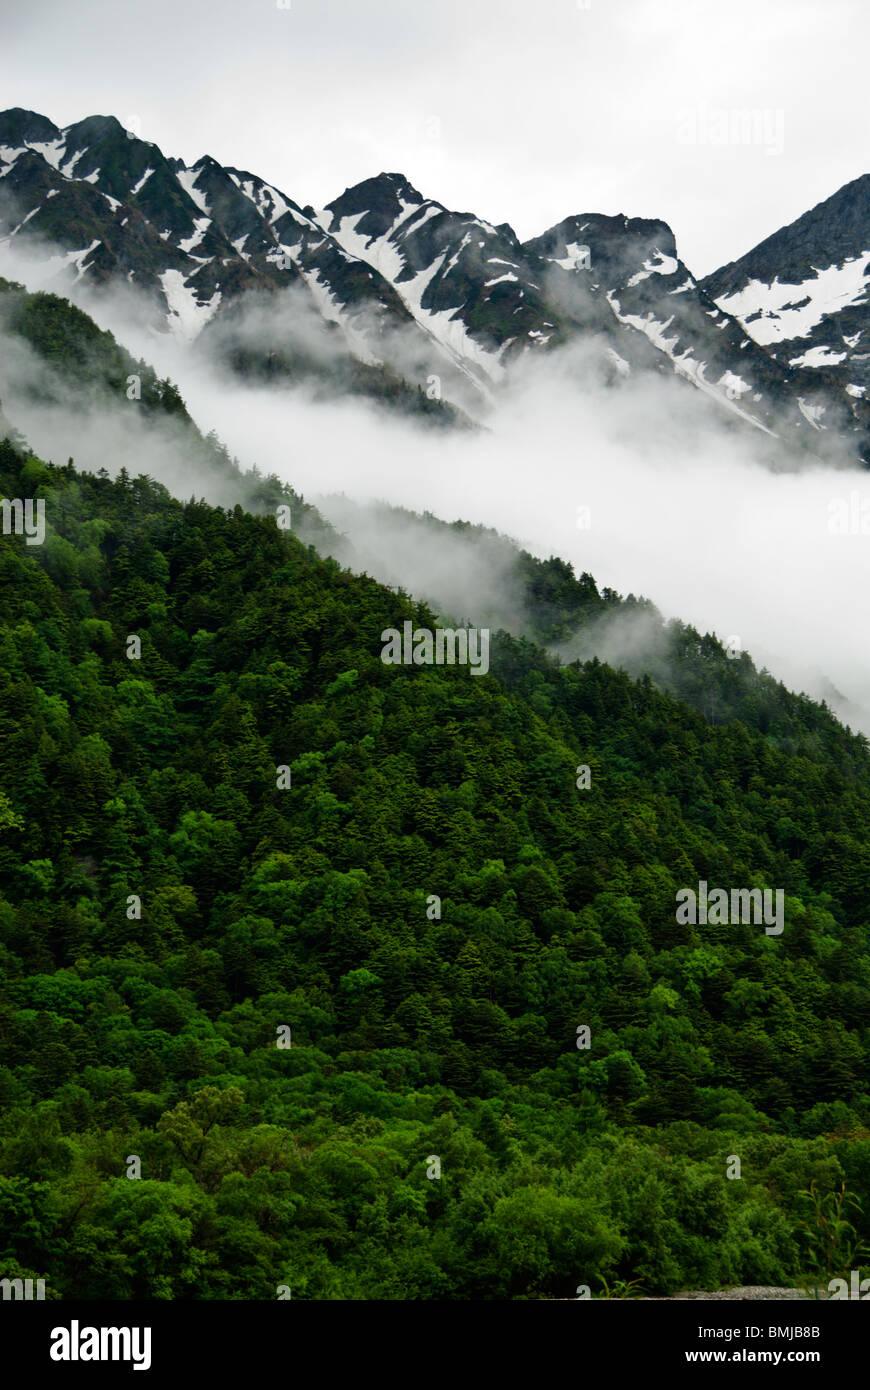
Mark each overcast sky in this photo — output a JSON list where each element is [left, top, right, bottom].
[[1, 0, 866, 276]]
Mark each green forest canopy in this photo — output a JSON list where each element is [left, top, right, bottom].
[[1, 435, 869, 1298]]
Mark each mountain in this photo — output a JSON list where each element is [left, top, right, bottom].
[[1, 107, 866, 458], [701, 174, 870, 442], [526, 213, 862, 453], [0, 272, 357, 557], [0, 112, 473, 419], [2, 433, 870, 1300], [304, 494, 862, 738], [1, 269, 853, 744]]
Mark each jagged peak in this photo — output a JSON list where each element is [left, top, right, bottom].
[[192, 154, 224, 172], [327, 171, 426, 214], [0, 107, 61, 147], [62, 114, 126, 148], [526, 211, 678, 263], [703, 171, 870, 292]]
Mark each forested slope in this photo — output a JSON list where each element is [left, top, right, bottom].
[[1, 439, 869, 1298]]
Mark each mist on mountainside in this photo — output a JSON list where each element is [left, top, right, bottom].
[[1, 229, 869, 734]]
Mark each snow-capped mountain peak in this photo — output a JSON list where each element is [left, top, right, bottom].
[[2, 107, 868, 455]]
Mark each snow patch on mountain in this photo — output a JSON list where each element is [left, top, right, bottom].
[[66, 240, 101, 279], [29, 138, 65, 170], [625, 252, 680, 288], [178, 217, 211, 254], [798, 397, 825, 429], [606, 347, 631, 377], [131, 167, 154, 195], [328, 208, 503, 383], [715, 254, 870, 346], [11, 205, 41, 234], [717, 370, 751, 398], [330, 210, 401, 280], [328, 203, 440, 282], [158, 269, 221, 339], [551, 242, 592, 271], [176, 168, 211, 216], [298, 266, 382, 366], [395, 251, 505, 382], [258, 184, 299, 227], [607, 291, 776, 435], [606, 294, 681, 357], [789, 345, 848, 369], [61, 150, 84, 179]]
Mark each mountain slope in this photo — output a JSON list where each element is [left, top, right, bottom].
[[2, 271, 857, 750], [0, 110, 475, 414], [701, 174, 870, 443], [1, 437, 870, 1299], [309, 494, 865, 743], [527, 213, 861, 450]]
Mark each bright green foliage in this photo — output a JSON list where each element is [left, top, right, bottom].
[[0, 437, 869, 1299]]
